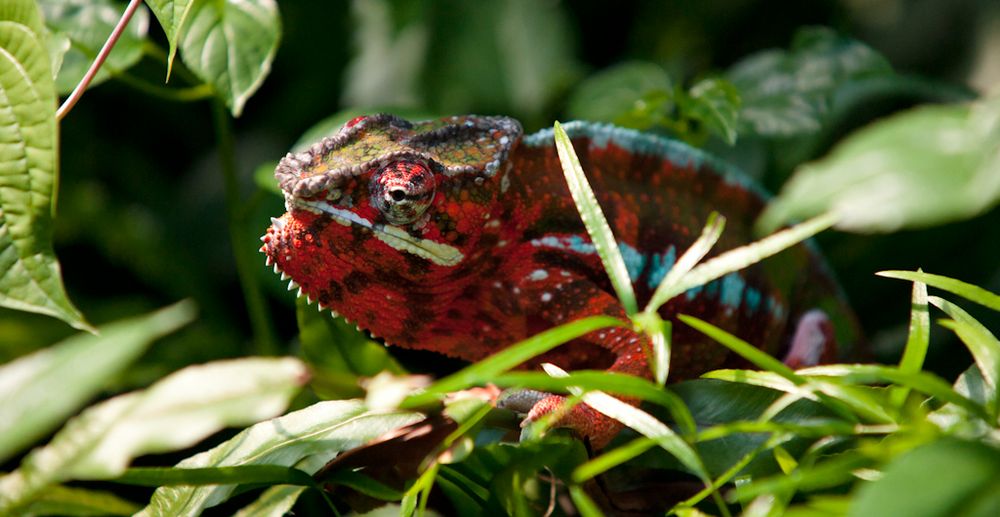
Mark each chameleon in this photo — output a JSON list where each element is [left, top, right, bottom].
[[261, 114, 859, 448]]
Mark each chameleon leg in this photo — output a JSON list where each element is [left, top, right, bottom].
[[506, 267, 651, 449], [782, 309, 837, 368]]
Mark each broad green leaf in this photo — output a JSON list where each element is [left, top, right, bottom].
[[39, 0, 150, 95], [401, 315, 624, 408], [566, 61, 672, 127], [849, 438, 1000, 517], [115, 465, 316, 487], [21, 485, 139, 516], [234, 454, 331, 517], [0, 0, 89, 330], [890, 277, 929, 407], [0, 356, 306, 513], [143, 0, 194, 72], [554, 121, 638, 314], [760, 97, 1000, 233], [179, 0, 280, 116], [728, 27, 892, 137], [139, 400, 422, 515], [877, 270, 1000, 312], [0, 301, 195, 464], [682, 77, 742, 144]]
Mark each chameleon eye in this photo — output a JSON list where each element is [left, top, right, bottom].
[[370, 161, 436, 225]]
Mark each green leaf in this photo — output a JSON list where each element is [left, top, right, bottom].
[[39, 0, 151, 95], [682, 77, 742, 144], [115, 465, 316, 487], [569, 485, 603, 517], [554, 121, 638, 314], [233, 485, 306, 517], [573, 437, 657, 482], [566, 61, 672, 127], [728, 26, 892, 137], [0, 301, 195, 464], [849, 438, 1000, 517], [143, 0, 194, 74], [179, 0, 280, 116], [734, 451, 869, 502], [138, 400, 422, 515], [21, 485, 140, 516], [0, 0, 90, 330], [401, 315, 624, 408], [877, 270, 1000, 312], [759, 97, 1000, 233], [680, 315, 803, 383], [890, 276, 929, 407], [0, 355, 306, 513]]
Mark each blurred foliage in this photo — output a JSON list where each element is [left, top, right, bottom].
[[3, 0, 1000, 514]]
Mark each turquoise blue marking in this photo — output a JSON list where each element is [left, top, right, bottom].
[[618, 243, 646, 282], [720, 273, 746, 310], [685, 284, 703, 300], [745, 287, 762, 312], [646, 245, 676, 288]]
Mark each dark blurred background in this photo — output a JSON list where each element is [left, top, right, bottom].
[[6, 0, 1000, 385]]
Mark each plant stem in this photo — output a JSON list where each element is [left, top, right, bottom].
[[212, 99, 278, 355], [57, 0, 145, 120]]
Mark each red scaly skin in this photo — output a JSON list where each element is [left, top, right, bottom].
[[262, 114, 859, 448]]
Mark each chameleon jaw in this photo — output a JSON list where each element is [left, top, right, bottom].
[[294, 199, 464, 267]]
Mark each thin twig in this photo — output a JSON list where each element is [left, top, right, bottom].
[[56, 0, 145, 120]]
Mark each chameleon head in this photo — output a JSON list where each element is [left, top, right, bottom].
[[260, 114, 522, 315]]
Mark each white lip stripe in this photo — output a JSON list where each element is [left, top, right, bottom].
[[294, 199, 464, 267]]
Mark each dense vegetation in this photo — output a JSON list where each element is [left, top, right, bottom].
[[1, 1, 999, 515]]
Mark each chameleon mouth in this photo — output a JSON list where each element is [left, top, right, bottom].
[[294, 199, 464, 267]]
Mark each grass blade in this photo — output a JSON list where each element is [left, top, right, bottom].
[[929, 296, 1000, 394], [679, 315, 803, 383], [554, 121, 638, 314], [876, 270, 1000, 312], [890, 277, 929, 407], [644, 212, 726, 314], [572, 437, 657, 483], [401, 315, 625, 408], [668, 212, 837, 301], [541, 364, 709, 482]]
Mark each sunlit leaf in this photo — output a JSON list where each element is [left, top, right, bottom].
[[139, 400, 421, 515], [930, 296, 1000, 399], [760, 97, 1000, 233], [179, 0, 280, 116], [0, 355, 306, 513], [0, 301, 195, 464], [21, 485, 139, 516], [39, 0, 150, 95], [683, 77, 742, 144], [644, 212, 725, 315], [0, 0, 90, 330]]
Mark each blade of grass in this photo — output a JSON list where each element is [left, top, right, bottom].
[[890, 276, 929, 407], [799, 364, 990, 421], [114, 465, 316, 487], [680, 315, 804, 383], [569, 485, 603, 517], [667, 212, 837, 303], [540, 364, 710, 485], [877, 270, 1000, 312], [554, 121, 638, 315], [644, 212, 726, 315], [930, 296, 1000, 394], [493, 370, 697, 435], [400, 316, 625, 408], [573, 437, 657, 483]]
